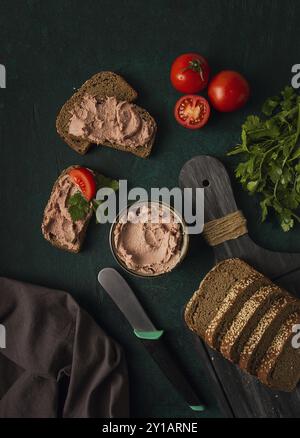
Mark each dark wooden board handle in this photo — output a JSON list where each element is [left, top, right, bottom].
[[179, 155, 238, 223], [179, 155, 300, 286]]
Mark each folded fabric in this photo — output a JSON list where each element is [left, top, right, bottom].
[[0, 277, 129, 418]]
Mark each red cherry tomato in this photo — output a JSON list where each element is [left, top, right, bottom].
[[174, 95, 210, 129], [69, 167, 96, 201], [208, 70, 250, 112], [170, 53, 210, 94]]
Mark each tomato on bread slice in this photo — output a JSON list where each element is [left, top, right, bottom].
[[69, 167, 96, 201]]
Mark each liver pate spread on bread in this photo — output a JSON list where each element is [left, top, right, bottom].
[[56, 71, 156, 158], [185, 258, 300, 392], [41, 166, 93, 253], [68, 95, 155, 149]]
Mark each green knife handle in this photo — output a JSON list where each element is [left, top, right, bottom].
[[134, 329, 164, 340]]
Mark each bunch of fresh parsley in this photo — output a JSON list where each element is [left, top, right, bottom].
[[228, 86, 300, 231], [67, 174, 119, 222]]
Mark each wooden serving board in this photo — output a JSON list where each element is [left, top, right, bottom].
[[179, 155, 300, 418]]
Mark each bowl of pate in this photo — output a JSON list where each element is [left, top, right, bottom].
[[110, 201, 189, 277]]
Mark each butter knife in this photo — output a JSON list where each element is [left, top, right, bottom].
[[98, 268, 205, 412]]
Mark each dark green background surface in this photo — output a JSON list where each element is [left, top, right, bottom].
[[1, 0, 300, 418]]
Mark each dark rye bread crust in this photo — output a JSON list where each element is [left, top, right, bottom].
[[184, 258, 256, 339], [269, 327, 300, 392], [209, 275, 270, 351], [220, 285, 284, 363], [257, 311, 300, 391], [56, 71, 156, 158], [41, 166, 93, 253], [244, 300, 300, 376]]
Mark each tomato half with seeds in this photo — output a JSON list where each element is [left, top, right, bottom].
[[69, 167, 96, 201], [174, 95, 210, 129]]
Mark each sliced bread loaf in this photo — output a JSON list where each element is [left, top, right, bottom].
[[239, 296, 296, 372], [184, 258, 256, 339], [257, 311, 300, 391], [56, 71, 156, 158], [219, 285, 282, 361], [185, 257, 300, 392], [205, 274, 269, 350]]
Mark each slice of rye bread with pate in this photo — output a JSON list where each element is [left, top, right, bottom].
[[239, 296, 298, 373], [219, 284, 285, 362], [41, 166, 93, 253], [257, 311, 300, 391], [56, 71, 157, 158], [184, 258, 258, 339]]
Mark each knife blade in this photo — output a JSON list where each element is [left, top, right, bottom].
[[98, 268, 205, 412], [98, 267, 158, 336]]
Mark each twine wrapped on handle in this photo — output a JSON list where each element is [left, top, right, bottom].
[[202, 210, 247, 247]]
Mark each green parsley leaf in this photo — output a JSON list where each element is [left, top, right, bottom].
[[243, 115, 261, 131], [228, 86, 300, 231], [280, 210, 294, 232], [67, 192, 90, 222], [247, 180, 259, 193], [95, 174, 119, 192], [262, 96, 280, 116]]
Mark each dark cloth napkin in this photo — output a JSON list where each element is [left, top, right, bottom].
[[0, 277, 129, 418]]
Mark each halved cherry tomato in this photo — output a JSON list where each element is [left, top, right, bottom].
[[170, 53, 210, 94], [69, 167, 96, 201], [174, 95, 210, 129]]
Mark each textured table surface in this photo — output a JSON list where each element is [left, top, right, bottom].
[[1, 0, 300, 418]]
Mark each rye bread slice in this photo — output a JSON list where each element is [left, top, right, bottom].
[[205, 274, 269, 349], [184, 258, 257, 339], [56, 71, 156, 158], [239, 295, 296, 372], [220, 284, 282, 362], [268, 324, 300, 392], [41, 166, 93, 253], [257, 311, 300, 391], [56, 72, 138, 155]]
